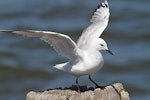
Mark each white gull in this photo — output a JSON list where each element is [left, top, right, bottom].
[[0, 0, 113, 92]]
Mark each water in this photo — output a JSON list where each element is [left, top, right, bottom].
[[0, 0, 150, 100]]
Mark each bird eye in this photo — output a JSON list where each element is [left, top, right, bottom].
[[101, 44, 104, 46]]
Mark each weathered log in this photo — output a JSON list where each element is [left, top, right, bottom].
[[26, 83, 129, 100]]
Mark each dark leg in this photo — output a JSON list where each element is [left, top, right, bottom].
[[76, 78, 80, 93], [89, 75, 105, 89]]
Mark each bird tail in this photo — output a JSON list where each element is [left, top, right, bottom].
[[53, 62, 68, 71]]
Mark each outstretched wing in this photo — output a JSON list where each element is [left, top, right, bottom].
[[77, 0, 110, 49], [0, 30, 80, 59]]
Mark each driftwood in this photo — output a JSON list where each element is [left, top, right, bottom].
[[26, 83, 129, 100]]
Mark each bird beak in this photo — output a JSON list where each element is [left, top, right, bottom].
[[106, 49, 113, 55]]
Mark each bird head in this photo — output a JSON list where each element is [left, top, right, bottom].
[[98, 38, 113, 55]]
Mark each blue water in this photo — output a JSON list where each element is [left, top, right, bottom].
[[0, 0, 150, 100]]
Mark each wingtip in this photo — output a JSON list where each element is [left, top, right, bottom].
[[0, 30, 13, 32], [94, 0, 107, 12], [100, 0, 109, 9], [90, 0, 110, 23], [104, 0, 109, 8]]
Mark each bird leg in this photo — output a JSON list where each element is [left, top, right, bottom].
[[76, 78, 80, 93], [89, 75, 105, 89]]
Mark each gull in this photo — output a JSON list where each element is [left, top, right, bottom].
[[0, 0, 113, 92]]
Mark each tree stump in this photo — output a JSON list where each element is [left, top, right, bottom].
[[26, 83, 129, 100]]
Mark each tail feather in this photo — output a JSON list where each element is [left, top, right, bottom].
[[53, 62, 68, 71]]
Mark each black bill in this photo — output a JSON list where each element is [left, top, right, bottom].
[[106, 50, 113, 55]]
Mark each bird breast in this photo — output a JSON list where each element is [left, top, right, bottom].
[[70, 50, 104, 76], [83, 50, 104, 70]]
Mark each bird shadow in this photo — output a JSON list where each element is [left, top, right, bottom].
[[40, 85, 107, 92]]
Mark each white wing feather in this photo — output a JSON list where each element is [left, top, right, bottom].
[[0, 30, 80, 59], [77, 0, 110, 49], [0, 0, 109, 58]]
